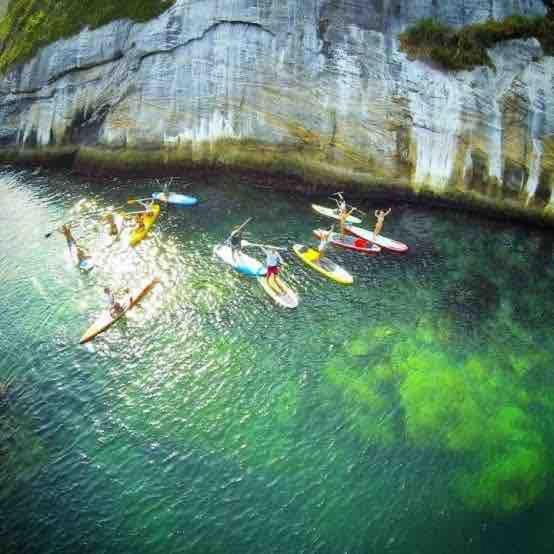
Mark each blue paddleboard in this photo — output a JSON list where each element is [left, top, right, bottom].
[[152, 192, 198, 206]]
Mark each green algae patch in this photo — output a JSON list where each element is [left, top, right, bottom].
[[323, 319, 554, 514], [0, 0, 175, 74], [400, 15, 554, 71]]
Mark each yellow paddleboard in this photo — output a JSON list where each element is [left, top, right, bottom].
[[129, 204, 160, 246], [293, 244, 353, 285]]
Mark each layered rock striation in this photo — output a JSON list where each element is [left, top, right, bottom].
[[1, 0, 554, 221]]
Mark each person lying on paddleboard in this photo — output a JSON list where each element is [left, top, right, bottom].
[[262, 247, 285, 294], [374, 208, 391, 238], [59, 224, 89, 264], [104, 287, 125, 318]]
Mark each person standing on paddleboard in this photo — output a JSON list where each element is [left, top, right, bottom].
[[227, 227, 244, 263], [59, 224, 89, 265], [104, 213, 119, 236], [338, 206, 357, 235], [263, 247, 285, 294], [374, 208, 391, 238]]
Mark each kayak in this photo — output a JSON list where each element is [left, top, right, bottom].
[[79, 278, 159, 344], [129, 203, 160, 247], [214, 244, 267, 277], [292, 244, 353, 285], [345, 224, 408, 253], [313, 229, 381, 254], [152, 192, 198, 206], [66, 237, 94, 272], [257, 276, 299, 308], [312, 204, 362, 224]]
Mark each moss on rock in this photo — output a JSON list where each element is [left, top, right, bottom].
[[0, 0, 175, 74], [399, 14, 554, 71]]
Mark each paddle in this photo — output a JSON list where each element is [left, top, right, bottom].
[[230, 217, 253, 236], [350, 206, 366, 216], [122, 210, 153, 217], [241, 240, 288, 251], [127, 197, 155, 205], [44, 221, 79, 238], [329, 193, 365, 218]]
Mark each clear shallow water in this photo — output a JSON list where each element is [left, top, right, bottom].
[[1, 167, 554, 553]]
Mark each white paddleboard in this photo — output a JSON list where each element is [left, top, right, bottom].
[[312, 204, 362, 224]]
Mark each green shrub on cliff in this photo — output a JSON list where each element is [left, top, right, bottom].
[[399, 15, 554, 71], [0, 0, 175, 74]]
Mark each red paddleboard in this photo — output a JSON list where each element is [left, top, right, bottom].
[[345, 225, 408, 253], [313, 229, 381, 254]]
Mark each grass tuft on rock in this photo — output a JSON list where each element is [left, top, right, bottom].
[[0, 0, 175, 74], [399, 15, 554, 71]]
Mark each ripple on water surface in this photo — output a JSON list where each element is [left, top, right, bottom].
[[1, 167, 554, 554]]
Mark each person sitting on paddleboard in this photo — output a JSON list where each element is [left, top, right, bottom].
[[104, 287, 124, 317], [263, 247, 285, 294], [374, 208, 391, 238]]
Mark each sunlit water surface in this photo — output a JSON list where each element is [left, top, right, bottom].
[[1, 167, 554, 554]]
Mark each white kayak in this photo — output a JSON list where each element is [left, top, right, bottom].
[[152, 192, 198, 206], [345, 225, 408, 253], [257, 276, 299, 308], [312, 204, 362, 224], [214, 244, 267, 277]]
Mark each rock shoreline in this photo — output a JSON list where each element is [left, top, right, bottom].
[[3, 143, 554, 228]]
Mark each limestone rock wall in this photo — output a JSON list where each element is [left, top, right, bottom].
[[1, 0, 554, 217]]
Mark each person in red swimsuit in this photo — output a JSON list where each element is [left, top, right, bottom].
[[263, 247, 285, 294]]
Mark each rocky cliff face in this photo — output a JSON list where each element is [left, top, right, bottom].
[[1, 0, 553, 221]]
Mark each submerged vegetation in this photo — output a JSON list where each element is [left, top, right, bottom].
[[399, 14, 554, 71], [0, 0, 175, 74], [324, 316, 554, 514]]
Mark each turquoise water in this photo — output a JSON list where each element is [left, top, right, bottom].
[[2, 166, 554, 553]]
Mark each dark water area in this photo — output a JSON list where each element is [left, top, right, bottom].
[[1, 166, 554, 554]]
